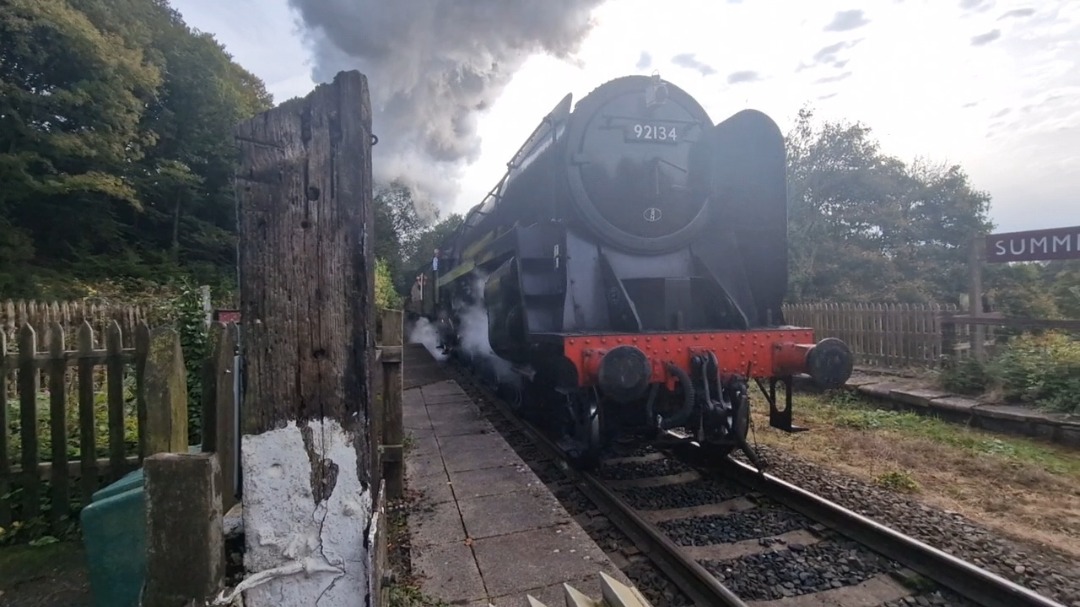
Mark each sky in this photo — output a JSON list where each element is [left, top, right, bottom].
[[169, 0, 1079, 234]]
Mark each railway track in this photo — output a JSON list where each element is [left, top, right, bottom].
[[444, 362, 1067, 607]]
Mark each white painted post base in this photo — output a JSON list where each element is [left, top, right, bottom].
[[229, 419, 372, 607]]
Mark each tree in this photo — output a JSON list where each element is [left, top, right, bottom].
[[785, 108, 993, 304], [372, 180, 464, 294], [0, 0, 273, 298]]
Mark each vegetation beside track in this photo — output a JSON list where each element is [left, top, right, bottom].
[[748, 390, 1080, 560]]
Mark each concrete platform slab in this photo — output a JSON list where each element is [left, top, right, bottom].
[[411, 541, 487, 604], [430, 417, 497, 437], [401, 345, 637, 606], [473, 525, 620, 597], [411, 500, 468, 549], [459, 491, 571, 540], [448, 465, 542, 500]]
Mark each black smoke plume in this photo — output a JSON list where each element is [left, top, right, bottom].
[[286, 0, 605, 211]]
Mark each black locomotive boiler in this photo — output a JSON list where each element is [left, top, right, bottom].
[[407, 74, 853, 466]]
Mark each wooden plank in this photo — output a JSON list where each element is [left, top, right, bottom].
[[201, 322, 239, 511], [77, 322, 99, 504], [106, 321, 126, 482], [18, 324, 40, 519], [235, 70, 375, 607], [382, 309, 404, 500], [136, 322, 150, 459], [143, 328, 188, 456], [48, 322, 70, 530], [0, 331, 10, 526], [11, 455, 140, 480]]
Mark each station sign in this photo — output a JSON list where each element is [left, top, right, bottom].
[[985, 225, 1080, 263]]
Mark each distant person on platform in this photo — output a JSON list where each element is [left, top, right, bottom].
[[411, 275, 423, 303], [432, 249, 440, 273]]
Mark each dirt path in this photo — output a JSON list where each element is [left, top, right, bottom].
[[0, 542, 92, 607]]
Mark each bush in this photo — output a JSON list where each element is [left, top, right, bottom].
[[938, 331, 1080, 414], [990, 332, 1080, 414]]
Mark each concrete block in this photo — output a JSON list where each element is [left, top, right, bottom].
[[928, 396, 979, 414], [143, 452, 224, 607], [857, 382, 907, 399], [430, 417, 497, 437], [889, 388, 950, 408]]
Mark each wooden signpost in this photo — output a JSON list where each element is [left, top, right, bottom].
[[233, 70, 376, 607], [963, 225, 1080, 361]]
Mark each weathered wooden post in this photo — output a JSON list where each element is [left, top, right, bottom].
[[380, 308, 404, 499], [201, 321, 240, 512], [234, 70, 376, 606], [969, 233, 985, 362], [142, 326, 225, 606]]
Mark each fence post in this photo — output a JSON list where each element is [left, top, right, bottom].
[[235, 70, 375, 606], [201, 322, 239, 512], [47, 322, 70, 531], [381, 309, 404, 500], [969, 233, 986, 362], [0, 332, 8, 527], [18, 324, 39, 520], [143, 327, 189, 456]]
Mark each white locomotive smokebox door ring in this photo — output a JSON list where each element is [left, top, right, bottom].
[[643, 207, 662, 222]]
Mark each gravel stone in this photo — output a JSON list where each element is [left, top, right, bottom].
[[658, 504, 812, 546], [618, 479, 744, 510], [597, 458, 693, 480], [733, 445, 1080, 605], [702, 539, 896, 601]]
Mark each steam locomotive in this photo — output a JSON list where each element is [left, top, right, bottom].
[[407, 74, 853, 466]]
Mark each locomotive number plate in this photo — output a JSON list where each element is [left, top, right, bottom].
[[625, 122, 678, 144]]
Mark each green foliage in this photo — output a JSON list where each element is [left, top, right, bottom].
[[934, 332, 1080, 413], [802, 393, 1080, 476], [874, 470, 919, 493], [373, 181, 464, 295], [939, 356, 991, 395], [990, 332, 1080, 413], [0, 0, 272, 298], [2, 378, 139, 545], [375, 258, 402, 310], [785, 107, 992, 304], [143, 280, 210, 442]]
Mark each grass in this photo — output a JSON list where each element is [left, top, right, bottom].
[[750, 390, 1080, 559], [810, 390, 1080, 477]]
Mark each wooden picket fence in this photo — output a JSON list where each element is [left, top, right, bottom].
[[1, 319, 150, 532], [782, 302, 987, 369], [2, 299, 148, 350]]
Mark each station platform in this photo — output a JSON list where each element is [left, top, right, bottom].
[[401, 344, 633, 606]]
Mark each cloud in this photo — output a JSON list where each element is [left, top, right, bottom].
[[815, 71, 853, 84], [727, 70, 760, 84], [999, 8, 1036, 19], [971, 29, 1002, 45], [671, 52, 717, 76], [811, 40, 861, 67], [960, 0, 988, 10], [636, 51, 652, 70], [824, 10, 870, 32], [991, 107, 1012, 118], [284, 0, 605, 210]]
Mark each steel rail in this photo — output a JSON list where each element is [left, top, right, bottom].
[[721, 458, 1067, 607], [454, 371, 747, 607]]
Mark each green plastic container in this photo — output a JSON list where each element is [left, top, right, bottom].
[[81, 482, 146, 607], [81, 447, 201, 606]]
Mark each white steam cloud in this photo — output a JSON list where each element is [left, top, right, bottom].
[[286, 0, 606, 210]]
